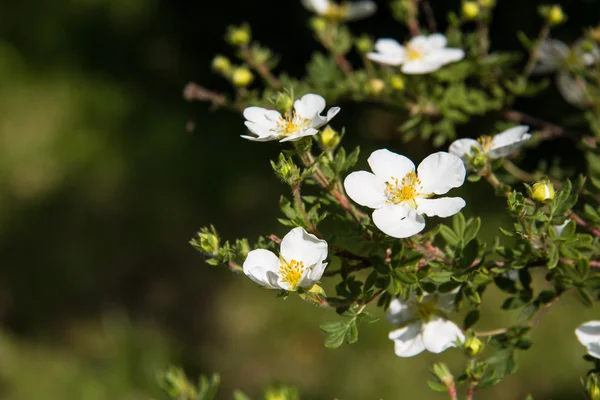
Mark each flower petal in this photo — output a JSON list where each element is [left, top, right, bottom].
[[417, 152, 466, 195], [372, 204, 426, 238], [401, 60, 442, 74], [556, 71, 587, 108], [310, 106, 341, 128], [422, 317, 465, 354], [280, 227, 328, 267], [367, 39, 405, 66], [533, 39, 569, 74], [346, 1, 377, 20], [243, 249, 281, 289], [294, 94, 326, 120], [302, 261, 328, 287], [344, 171, 387, 209], [431, 48, 465, 65], [487, 125, 531, 159], [427, 33, 447, 49], [279, 128, 319, 142], [576, 321, 600, 349], [416, 197, 465, 218], [435, 292, 458, 314], [243, 107, 281, 128], [240, 134, 280, 142], [388, 323, 426, 357], [367, 149, 415, 181], [301, 0, 329, 14], [449, 138, 481, 158], [386, 297, 417, 326]]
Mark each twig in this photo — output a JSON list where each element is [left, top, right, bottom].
[[183, 82, 227, 106], [293, 183, 321, 236], [407, 0, 421, 36], [421, 0, 437, 32], [466, 381, 478, 400], [503, 109, 584, 141], [569, 211, 600, 238], [240, 46, 281, 89], [523, 24, 550, 77]]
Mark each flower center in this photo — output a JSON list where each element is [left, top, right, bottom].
[[416, 300, 437, 321], [385, 170, 422, 207], [477, 135, 493, 152], [277, 111, 305, 136], [325, 3, 349, 20], [279, 258, 305, 289], [406, 44, 424, 61]]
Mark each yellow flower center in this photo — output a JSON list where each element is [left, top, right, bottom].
[[406, 44, 424, 61], [325, 3, 350, 20], [277, 111, 306, 136], [385, 170, 422, 208], [279, 259, 306, 290], [477, 135, 493, 152]]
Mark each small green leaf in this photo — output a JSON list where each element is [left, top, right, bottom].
[[464, 309, 480, 329]]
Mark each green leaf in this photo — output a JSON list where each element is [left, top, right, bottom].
[[575, 288, 594, 307], [464, 217, 481, 244], [426, 380, 448, 392], [464, 309, 480, 329], [453, 212, 466, 238], [459, 239, 479, 268], [233, 390, 252, 400], [439, 225, 460, 246], [547, 243, 559, 269]]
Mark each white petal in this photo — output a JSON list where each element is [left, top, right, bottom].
[[301, 261, 328, 287], [575, 321, 600, 348], [343, 171, 387, 209], [407, 35, 430, 51], [449, 138, 481, 158], [435, 292, 457, 314], [240, 134, 280, 142], [533, 39, 568, 74], [386, 297, 417, 326], [422, 317, 465, 354], [374, 38, 405, 55], [367, 39, 405, 66], [310, 106, 340, 128], [487, 125, 531, 158], [427, 33, 447, 49], [243, 249, 281, 289], [280, 227, 328, 267], [556, 71, 587, 108], [301, 0, 329, 13], [243, 107, 281, 128], [367, 51, 405, 66], [279, 128, 319, 142], [372, 204, 426, 238], [416, 197, 465, 218], [367, 149, 415, 181], [401, 60, 442, 74], [417, 152, 466, 195], [430, 48, 465, 65], [294, 93, 326, 120], [346, 1, 377, 20], [388, 323, 426, 357]]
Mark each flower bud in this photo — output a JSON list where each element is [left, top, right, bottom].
[[319, 125, 341, 150], [464, 336, 484, 357], [471, 153, 488, 169], [310, 17, 327, 34], [586, 374, 600, 400], [367, 78, 385, 95], [226, 24, 251, 46], [211, 55, 231, 75], [389, 75, 405, 91], [355, 35, 373, 53], [231, 67, 254, 87], [275, 92, 294, 114], [531, 180, 555, 202], [462, 1, 480, 19], [546, 5, 565, 25], [198, 229, 220, 254]]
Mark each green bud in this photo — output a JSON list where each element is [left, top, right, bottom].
[[226, 24, 251, 46], [310, 17, 327, 34], [389, 75, 405, 91], [543, 5, 565, 25], [271, 153, 301, 186], [319, 125, 341, 150], [211, 55, 232, 75], [531, 180, 555, 203], [471, 153, 488, 169], [431, 363, 455, 388], [355, 35, 374, 53], [231, 67, 254, 87], [464, 336, 484, 357], [462, 1, 480, 19], [198, 227, 220, 254], [586, 374, 600, 400], [275, 92, 294, 114]]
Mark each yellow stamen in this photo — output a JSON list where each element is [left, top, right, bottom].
[[385, 170, 422, 207], [325, 3, 350, 20], [477, 136, 493, 152], [406, 44, 423, 61], [279, 259, 305, 289], [277, 111, 304, 136]]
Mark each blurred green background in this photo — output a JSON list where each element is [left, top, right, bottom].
[[0, 0, 599, 399]]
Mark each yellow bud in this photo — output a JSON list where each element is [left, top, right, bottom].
[[462, 1, 480, 19], [211, 55, 231, 74], [231, 67, 254, 87], [319, 126, 341, 149], [547, 5, 565, 25], [479, 0, 495, 8], [464, 336, 484, 357], [355, 35, 373, 53], [310, 17, 327, 34], [226, 25, 251, 46], [367, 78, 385, 95], [531, 180, 555, 202], [389, 75, 405, 90]]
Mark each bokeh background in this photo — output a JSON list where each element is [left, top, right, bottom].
[[1, 0, 599, 398]]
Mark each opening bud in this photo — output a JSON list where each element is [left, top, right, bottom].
[[462, 1, 480, 19], [355, 35, 374, 53], [531, 180, 555, 203], [226, 24, 251, 46], [319, 126, 341, 150], [211, 55, 232, 75], [586, 374, 600, 400], [389, 75, 405, 91], [231, 67, 254, 87], [464, 336, 484, 357], [545, 5, 565, 25]]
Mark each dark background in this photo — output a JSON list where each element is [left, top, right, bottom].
[[0, 0, 598, 398]]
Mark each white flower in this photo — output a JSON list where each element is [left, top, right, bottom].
[[575, 321, 600, 359], [242, 94, 340, 142], [243, 227, 328, 291], [344, 149, 466, 238], [387, 293, 465, 357], [449, 125, 531, 161], [302, 0, 376, 21], [367, 34, 465, 74]]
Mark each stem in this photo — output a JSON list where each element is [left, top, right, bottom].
[[407, 0, 421, 36], [293, 183, 321, 236], [466, 381, 478, 400], [421, 0, 437, 32], [569, 211, 600, 238], [502, 160, 541, 182], [240, 46, 281, 89], [476, 19, 489, 60], [503, 109, 584, 141], [523, 24, 550, 77], [183, 82, 227, 107]]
